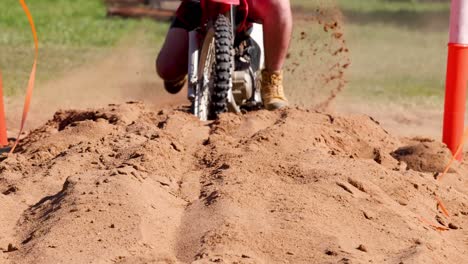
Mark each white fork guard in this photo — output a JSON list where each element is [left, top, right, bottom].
[[187, 30, 199, 101], [248, 23, 265, 69]]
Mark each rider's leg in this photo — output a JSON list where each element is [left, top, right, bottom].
[[156, 27, 189, 94], [249, 0, 292, 72], [156, 0, 201, 94], [249, 0, 292, 110]]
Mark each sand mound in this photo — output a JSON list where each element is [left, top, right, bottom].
[[1, 102, 467, 264], [391, 138, 455, 173]]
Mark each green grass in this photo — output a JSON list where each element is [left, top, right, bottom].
[[0, 0, 166, 95], [337, 0, 448, 13], [342, 23, 448, 103], [340, 0, 449, 105]]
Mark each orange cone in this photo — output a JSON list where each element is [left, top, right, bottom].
[[443, 44, 468, 160], [443, 0, 468, 160]]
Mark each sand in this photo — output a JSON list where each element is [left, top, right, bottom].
[[0, 102, 466, 264]]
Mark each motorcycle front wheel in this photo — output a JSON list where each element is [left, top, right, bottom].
[[193, 14, 234, 120]]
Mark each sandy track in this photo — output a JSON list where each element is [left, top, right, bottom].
[[0, 102, 466, 263], [4, 38, 186, 135]]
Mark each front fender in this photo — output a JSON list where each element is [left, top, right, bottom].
[[206, 0, 240, 5], [200, 0, 234, 23]]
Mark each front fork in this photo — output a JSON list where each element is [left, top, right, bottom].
[[187, 30, 199, 102]]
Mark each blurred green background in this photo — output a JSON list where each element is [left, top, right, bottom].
[[293, 0, 450, 107], [0, 0, 164, 95]]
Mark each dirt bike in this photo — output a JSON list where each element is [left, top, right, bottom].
[[187, 0, 264, 121]]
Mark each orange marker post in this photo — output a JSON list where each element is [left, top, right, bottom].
[[0, 71, 8, 146], [443, 0, 468, 160]]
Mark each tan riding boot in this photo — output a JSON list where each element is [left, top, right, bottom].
[[261, 70, 289, 110]]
